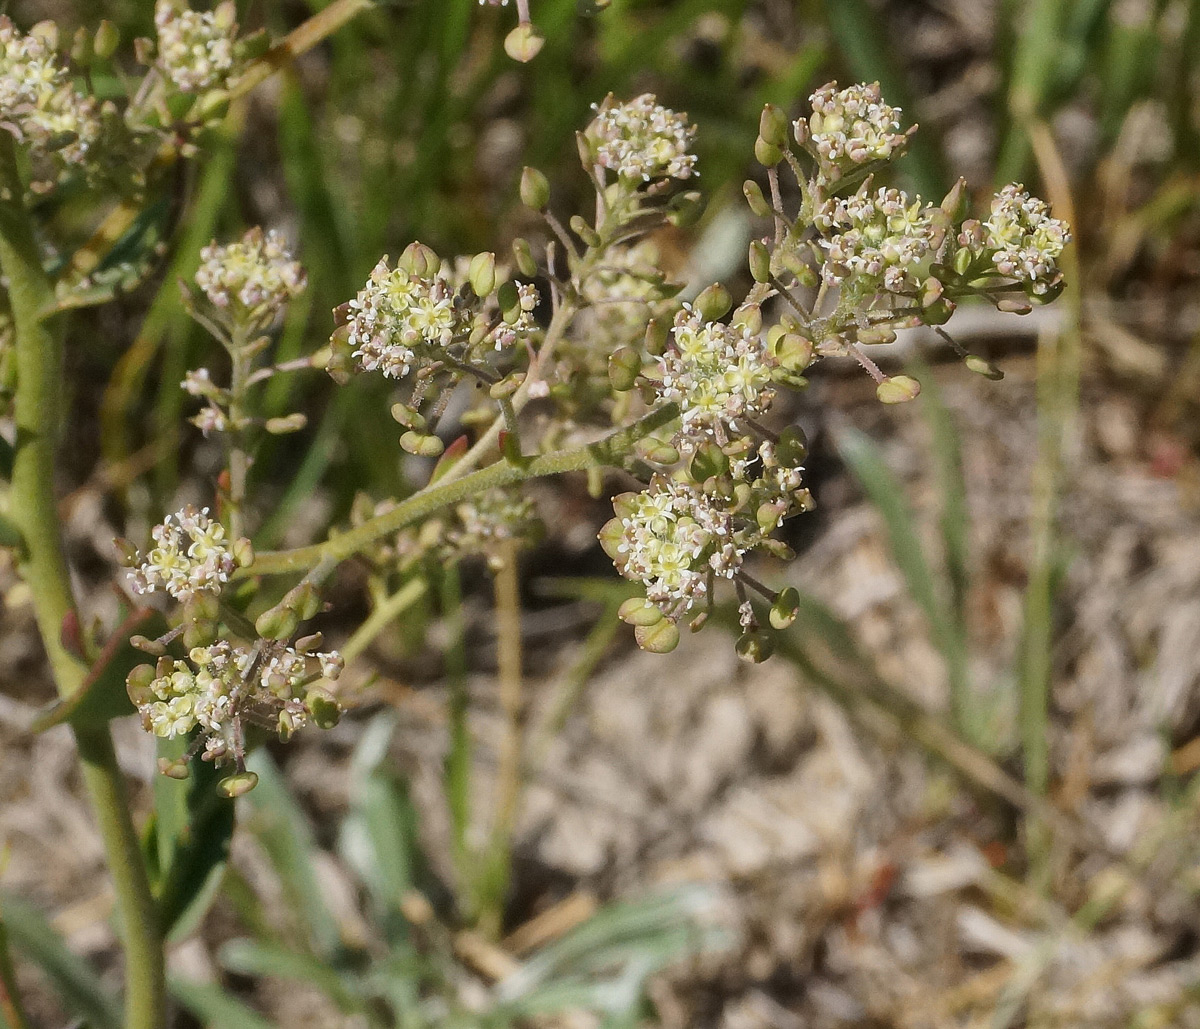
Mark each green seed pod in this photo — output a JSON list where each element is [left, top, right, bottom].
[[773, 333, 814, 373], [999, 296, 1033, 314], [295, 633, 325, 652], [489, 373, 524, 399], [307, 690, 342, 730], [635, 619, 680, 654], [743, 179, 771, 218], [618, 598, 664, 626], [468, 251, 498, 297], [286, 582, 323, 621], [689, 442, 729, 482], [608, 346, 641, 391], [952, 247, 974, 276], [755, 136, 783, 167], [519, 166, 550, 210], [93, 20, 120, 59], [266, 413, 308, 434], [736, 631, 774, 663], [923, 298, 956, 325], [776, 425, 808, 466], [858, 326, 896, 346], [217, 771, 259, 799], [597, 518, 626, 564], [504, 22, 545, 62], [512, 237, 538, 277], [759, 103, 789, 149], [666, 190, 704, 228], [391, 402, 425, 429], [497, 280, 521, 323], [400, 431, 446, 458], [256, 604, 299, 642], [732, 303, 762, 335], [749, 240, 771, 283], [757, 500, 786, 533], [876, 375, 922, 404], [113, 537, 139, 567], [694, 283, 732, 322], [769, 587, 801, 630], [130, 635, 165, 656], [71, 26, 92, 65], [126, 664, 156, 706]]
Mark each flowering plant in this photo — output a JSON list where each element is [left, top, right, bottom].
[[0, 4, 1069, 1025]]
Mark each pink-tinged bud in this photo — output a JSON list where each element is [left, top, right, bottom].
[[505, 23, 545, 62], [635, 618, 680, 654], [876, 375, 922, 404], [217, 771, 259, 798]]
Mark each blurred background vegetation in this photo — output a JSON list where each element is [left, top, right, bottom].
[[3, 0, 1200, 1026]]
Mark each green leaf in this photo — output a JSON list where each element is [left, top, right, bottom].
[[30, 608, 167, 733], [243, 752, 341, 958], [0, 893, 120, 1029], [169, 976, 276, 1029], [338, 714, 419, 939], [154, 753, 236, 942], [218, 939, 361, 1014]]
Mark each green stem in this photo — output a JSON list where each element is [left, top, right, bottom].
[[0, 138, 165, 1029], [0, 905, 31, 1029], [226, 337, 252, 539], [241, 402, 680, 578]]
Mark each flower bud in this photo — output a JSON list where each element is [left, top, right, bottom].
[[569, 214, 601, 248], [401, 431, 445, 458], [400, 242, 440, 279], [94, 20, 120, 59], [519, 166, 550, 210], [609, 346, 641, 391], [635, 439, 680, 465], [618, 598, 664, 626], [468, 251, 497, 298], [511, 237, 537, 277], [158, 757, 191, 780], [749, 240, 771, 283], [876, 375, 922, 404], [266, 413, 308, 434], [233, 537, 255, 568], [694, 283, 732, 322], [965, 355, 1004, 380], [743, 179, 771, 217], [505, 22, 545, 62], [759, 104, 789, 148], [635, 618, 680, 654], [644, 317, 670, 356], [217, 771, 259, 798]]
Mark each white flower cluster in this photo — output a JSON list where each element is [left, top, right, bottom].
[[588, 93, 697, 182], [802, 81, 911, 174], [980, 183, 1071, 295], [613, 477, 739, 616], [657, 309, 776, 450], [0, 17, 99, 172], [195, 227, 306, 321], [128, 639, 343, 763], [154, 0, 238, 93], [446, 488, 539, 567], [130, 505, 238, 601], [816, 186, 937, 293], [347, 257, 461, 379]]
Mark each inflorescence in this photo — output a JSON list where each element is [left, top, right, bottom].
[[153, 0, 239, 93]]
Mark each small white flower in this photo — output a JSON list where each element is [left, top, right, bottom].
[[588, 94, 697, 182], [981, 183, 1070, 295], [155, 0, 239, 93], [195, 227, 306, 320], [803, 81, 911, 174], [130, 505, 235, 601]]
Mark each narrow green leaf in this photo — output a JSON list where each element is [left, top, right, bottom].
[[169, 976, 276, 1029], [0, 894, 120, 1029], [218, 939, 361, 1013], [30, 608, 166, 733], [243, 752, 341, 958]]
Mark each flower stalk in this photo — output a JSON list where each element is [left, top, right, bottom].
[[0, 136, 166, 1029]]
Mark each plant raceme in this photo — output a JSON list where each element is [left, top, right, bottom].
[[0, 10, 1069, 793]]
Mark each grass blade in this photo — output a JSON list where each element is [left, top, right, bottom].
[[0, 894, 120, 1029], [169, 976, 276, 1029]]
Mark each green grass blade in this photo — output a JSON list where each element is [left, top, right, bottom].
[[0, 894, 120, 1029], [218, 939, 361, 1013], [169, 976, 276, 1029], [243, 752, 341, 958]]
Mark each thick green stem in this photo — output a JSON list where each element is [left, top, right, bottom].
[[240, 402, 680, 578], [0, 138, 165, 1029], [226, 338, 252, 539]]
